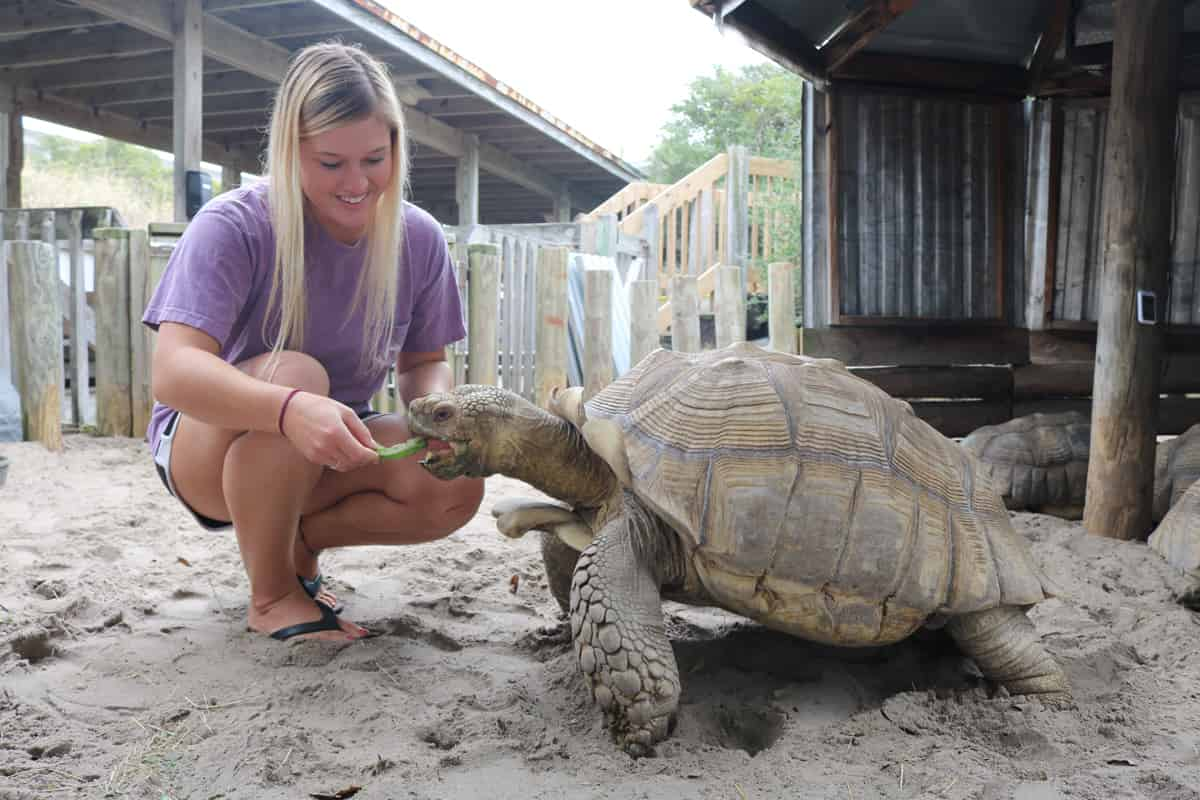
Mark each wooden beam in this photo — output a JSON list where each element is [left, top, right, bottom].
[[833, 52, 1028, 95], [1025, 0, 1072, 92], [704, 2, 828, 90], [820, 0, 915, 73], [1083, 0, 1182, 541], [73, 0, 291, 81], [0, 27, 169, 70], [5, 54, 225, 91], [801, 325, 1031, 367], [174, 0, 204, 222], [0, 5, 115, 35], [57, 71, 272, 108]]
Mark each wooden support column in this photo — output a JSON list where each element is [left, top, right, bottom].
[[221, 161, 242, 194], [724, 145, 750, 291], [553, 183, 572, 223], [714, 265, 745, 348], [1083, 0, 1182, 541], [173, 0, 203, 222], [456, 133, 480, 227], [466, 243, 499, 386], [584, 269, 613, 399], [94, 228, 133, 437], [768, 262, 797, 354], [0, 83, 22, 208], [629, 279, 659, 367]]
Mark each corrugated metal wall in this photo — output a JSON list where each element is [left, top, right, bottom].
[[804, 87, 1026, 325], [1033, 95, 1200, 326]]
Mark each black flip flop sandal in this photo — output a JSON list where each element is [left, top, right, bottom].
[[269, 600, 345, 641], [298, 573, 344, 614]]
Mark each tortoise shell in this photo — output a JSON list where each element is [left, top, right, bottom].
[[961, 412, 1090, 515], [583, 343, 1049, 647], [1154, 422, 1200, 522], [1149, 476, 1200, 576]]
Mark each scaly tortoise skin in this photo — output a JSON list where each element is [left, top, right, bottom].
[[960, 412, 1091, 520], [408, 343, 1070, 756], [1155, 422, 1200, 522]]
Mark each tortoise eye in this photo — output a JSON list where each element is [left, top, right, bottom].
[[433, 404, 455, 423]]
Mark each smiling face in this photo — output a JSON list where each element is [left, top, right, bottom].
[[298, 113, 394, 244]]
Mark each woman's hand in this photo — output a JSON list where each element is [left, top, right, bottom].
[[279, 391, 379, 471]]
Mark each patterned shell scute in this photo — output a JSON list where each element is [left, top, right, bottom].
[[961, 412, 1090, 512], [585, 343, 1048, 647]]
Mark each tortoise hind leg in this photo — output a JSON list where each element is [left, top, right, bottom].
[[572, 503, 681, 757], [945, 607, 1070, 698], [540, 531, 578, 616]]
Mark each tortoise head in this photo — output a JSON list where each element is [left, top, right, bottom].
[[408, 385, 520, 480]]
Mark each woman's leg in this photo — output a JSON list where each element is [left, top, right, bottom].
[[298, 413, 485, 551], [167, 350, 367, 641]]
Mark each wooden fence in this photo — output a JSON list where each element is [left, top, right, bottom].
[[2, 214, 795, 443]]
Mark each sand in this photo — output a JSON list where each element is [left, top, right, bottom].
[[1, 433, 1198, 800]]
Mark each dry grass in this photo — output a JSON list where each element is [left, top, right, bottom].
[[23, 164, 173, 231]]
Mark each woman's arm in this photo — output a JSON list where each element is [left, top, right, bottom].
[[152, 322, 293, 433], [395, 350, 453, 406]]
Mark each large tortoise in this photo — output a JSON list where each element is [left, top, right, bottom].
[[1154, 422, 1200, 522], [1149, 477, 1200, 578], [408, 343, 1070, 755], [961, 412, 1090, 519]]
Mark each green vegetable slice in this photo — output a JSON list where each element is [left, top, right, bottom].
[[376, 436, 428, 459]]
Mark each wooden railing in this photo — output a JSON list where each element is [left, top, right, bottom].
[[584, 181, 670, 222], [586, 148, 799, 330]]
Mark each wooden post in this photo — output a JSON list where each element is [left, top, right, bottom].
[[714, 265, 745, 348], [629, 280, 659, 368], [94, 228, 133, 437], [6, 241, 63, 449], [641, 203, 661, 283], [172, 0, 203, 222], [768, 262, 797, 354], [671, 276, 701, 353], [467, 243, 499, 386], [724, 145, 751, 291], [449, 234, 468, 387], [535, 246, 569, 408], [456, 133, 480, 227], [127, 230, 154, 438], [3, 94, 22, 209], [584, 269, 613, 399], [0, 84, 11, 208], [1083, 0, 1182, 541], [68, 210, 87, 426]]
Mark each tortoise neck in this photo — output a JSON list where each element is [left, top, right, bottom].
[[494, 405, 617, 509]]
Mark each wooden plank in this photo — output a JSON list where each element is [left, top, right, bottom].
[[534, 247, 569, 408], [584, 269, 613, 400], [768, 263, 796, 353], [850, 365, 1013, 399], [521, 242, 537, 399], [803, 325, 1030, 366], [128, 231, 153, 438], [1172, 113, 1200, 324], [827, 90, 842, 323], [93, 228, 132, 437], [1083, 0, 1183, 540], [909, 399, 1013, 439], [173, 0, 203, 222], [833, 52, 1027, 95], [466, 244, 499, 387], [629, 280, 659, 370], [820, 0, 915, 72], [67, 210, 87, 427], [1014, 396, 1200, 436], [5, 242, 63, 449], [714, 266, 744, 349], [1025, 0, 1072, 92], [991, 103, 1008, 321], [1043, 100, 1064, 326], [671, 276, 701, 353]]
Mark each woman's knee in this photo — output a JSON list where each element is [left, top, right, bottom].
[[239, 350, 330, 395], [399, 473, 483, 534]]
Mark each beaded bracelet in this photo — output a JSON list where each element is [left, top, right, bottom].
[[277, 388, 303, 435]]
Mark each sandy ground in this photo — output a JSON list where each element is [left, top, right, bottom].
[[1, 433, 1199, 800]]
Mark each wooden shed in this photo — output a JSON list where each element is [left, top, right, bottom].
[[0, 0, 642, 224], [693, 0, 1198, 538]]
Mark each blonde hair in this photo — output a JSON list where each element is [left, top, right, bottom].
[[264, 41, 408, 375]]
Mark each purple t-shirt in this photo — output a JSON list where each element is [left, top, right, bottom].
[[142, 180, 465, 450]]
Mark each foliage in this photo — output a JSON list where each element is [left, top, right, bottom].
[[22, 132, 225, 229], [645, 63, 804, 184]]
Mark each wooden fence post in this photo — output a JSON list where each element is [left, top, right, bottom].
[[584, 268, 613, 399], [68, 209, 87, 427], [467, 243, 500, 386], [94, 228, 132, 437], [641, 203, 661, 284], [535, 246, 569, 408], [725, 145, 750, 291], [768, 262, 797, 354], [127, 230, 154, 437], [629, 279, 659, 367], [6, 241, 63, 449], [671, 276, 701, 353], [715, 265, 745, 348]]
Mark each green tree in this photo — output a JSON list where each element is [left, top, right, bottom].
[[645, 63, 804, 183]]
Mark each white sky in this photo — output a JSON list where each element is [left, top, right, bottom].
[[26, 1, 768, 169]]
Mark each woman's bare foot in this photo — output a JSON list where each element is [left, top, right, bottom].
[[248, 585, 367, 641]]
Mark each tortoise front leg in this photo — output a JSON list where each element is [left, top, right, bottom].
[[945, 606, 1070, 698], [571, 505, 680, 757]]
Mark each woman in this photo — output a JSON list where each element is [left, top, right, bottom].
[[143, 42, 484, 642]]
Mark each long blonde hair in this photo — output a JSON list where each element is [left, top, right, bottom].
[[264, 41, 408, 375]]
